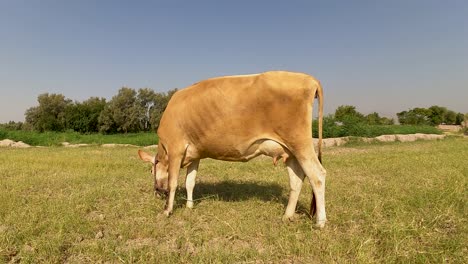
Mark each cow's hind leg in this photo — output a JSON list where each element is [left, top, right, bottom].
[[283, 157, 306, 221], [295, 149, 327, 228], [185, 160, 200, 209]]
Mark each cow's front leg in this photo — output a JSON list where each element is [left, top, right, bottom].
[[283, 157, 305, 221], [185, 160, 200, 208], [164, 155, 183, 216]]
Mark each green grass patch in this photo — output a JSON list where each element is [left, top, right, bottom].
[[0, 138, 466, 262], [0, 129, 158, 146]]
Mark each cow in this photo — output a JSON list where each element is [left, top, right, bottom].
[[138, 71, 327, 228]]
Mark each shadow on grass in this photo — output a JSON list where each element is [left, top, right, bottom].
[[184, 180, 287, 203]]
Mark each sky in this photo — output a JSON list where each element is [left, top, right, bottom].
[[1, 0, 467, 122]]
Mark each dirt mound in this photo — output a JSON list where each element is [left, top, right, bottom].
[[437, 125, 462, 132], [313, 134, 445, 147], [61, 142, 90, 148], [101, 143, 138, 148], [375, 135, 397, 142], [374, 134, 445, 143], [0, 139, 31, 148]]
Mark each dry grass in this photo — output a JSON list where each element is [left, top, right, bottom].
[[0, 138, 466, 263]]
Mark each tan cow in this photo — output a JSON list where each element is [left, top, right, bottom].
[[138, 71, 327, 228]]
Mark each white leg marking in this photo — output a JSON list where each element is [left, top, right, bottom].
[[297, 157, 327, 228], [185, 160, 200, 209], [283, 157, 305, 221]]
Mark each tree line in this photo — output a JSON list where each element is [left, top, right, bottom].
[[397, 106, 465, 126], [313, 105, 465, 137], [20, 87, 177, 133], [332, 105, 464, 126]]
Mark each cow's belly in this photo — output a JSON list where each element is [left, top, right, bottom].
[[202, 139, 291, 163]]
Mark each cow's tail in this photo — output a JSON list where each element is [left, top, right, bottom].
[[316, 80, 323, 163], [310, 80, 323, 217]]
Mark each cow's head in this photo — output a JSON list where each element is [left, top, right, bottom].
[[138, 147, 169, 197]]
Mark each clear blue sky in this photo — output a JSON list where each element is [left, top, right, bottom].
[[1, 0, 467, 122]]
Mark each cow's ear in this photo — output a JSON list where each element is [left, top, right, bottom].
[[138, 150, 154, 164]]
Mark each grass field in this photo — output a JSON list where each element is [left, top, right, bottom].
[[0, 138, 466, 263]]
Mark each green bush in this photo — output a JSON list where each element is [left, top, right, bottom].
[[462, 127, 468, 135], [0, 129, 7, 139], [320, 115, 344, 138]]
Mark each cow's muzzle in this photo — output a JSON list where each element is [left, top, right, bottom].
[[154, 186, 169, 198]]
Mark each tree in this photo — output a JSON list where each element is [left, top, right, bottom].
[[97, 106, 117, 133], [25, 106, 40, 129], [64, 97, 106, 133], [313, 114, 345, 138], [97, 87, 178, 133], [455, 113, 464, 125], [0, 121, 23, 130], [443, 110, 457, 125], [24, 93, 71, 131], [380, 117, 395, 125], [334, 105, 365, 124], [136, 88, 157, 131], [365, 112, 382, 125], [99, 87, 141, 133], [83, 97, 107, 132], [428, 105, 448, 125], [149, 88, 178, 130], [397, 108, 431, 125], [64, 103, 85, 132]]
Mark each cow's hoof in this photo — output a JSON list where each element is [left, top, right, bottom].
[[282, 214, 295, 222], [186, 201, 194, 209], [163, 210, 172, 217], [314, 219, 327, 229]]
